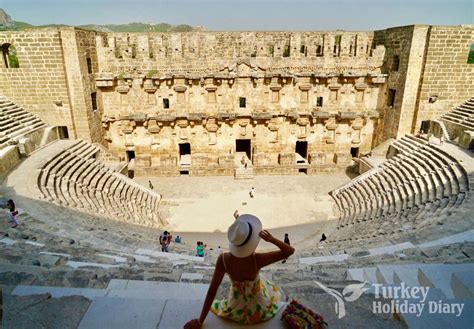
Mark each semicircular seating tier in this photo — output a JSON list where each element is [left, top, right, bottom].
[[441, 97, 474, 131], [36, 139, 164, 228], [329, 135, 471, 243], [0, 95, 48, 150]]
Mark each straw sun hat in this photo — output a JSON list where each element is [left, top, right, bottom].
[[227, 214, 262, 258]]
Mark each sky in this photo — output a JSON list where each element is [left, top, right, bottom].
[[0, 0, 472, 31]]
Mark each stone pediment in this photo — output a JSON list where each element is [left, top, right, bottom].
[[220, 60, 266, 76]]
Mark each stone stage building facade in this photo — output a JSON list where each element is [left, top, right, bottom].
[[0, 25, 472, 176]]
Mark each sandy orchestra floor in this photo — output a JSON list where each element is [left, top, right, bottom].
[[135, 174, 350, 248]]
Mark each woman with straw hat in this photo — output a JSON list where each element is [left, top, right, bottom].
[[185, 213, 295, 328]]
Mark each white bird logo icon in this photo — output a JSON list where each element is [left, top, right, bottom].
[[314, 281, 370, 318]]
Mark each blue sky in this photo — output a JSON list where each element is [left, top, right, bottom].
[[0, 0, 472, 31]]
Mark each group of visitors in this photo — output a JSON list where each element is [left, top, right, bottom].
[[159, 231, 183, 252]]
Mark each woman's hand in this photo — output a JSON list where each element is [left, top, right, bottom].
[[259, 230, 275, 242], [184, 318, 201, 329]]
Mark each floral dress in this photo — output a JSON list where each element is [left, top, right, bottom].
[[210, 254, 282, 325]]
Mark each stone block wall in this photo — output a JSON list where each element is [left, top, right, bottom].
[[414, 26, 474, 129], [0, 28, 104, 143], [94, 31, 388, 176], [0, 26, 471, 177], [373, 25, 421, 142], [59, 28, 104, 143], [96, 31, 384, 74], [0, 146, 20, 179], [73, 28, 105, 144], [374, 25, 474, 143], [0, 126, 57, 178], [0, 30, 74, 133]]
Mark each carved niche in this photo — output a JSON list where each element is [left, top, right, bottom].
[[146, 119, 161, 148], [176, 119, 189, 140], [296, 117, 310, 139], [351, 117, 364, 144], [354, 77, 368, 102], [328, 77, 341, 102], [324, 117, 338, 144], [205, 117, 219, 145], [238, 118, 250, 137], [266, 118, 279, 143], [120, 119, 136, 147]]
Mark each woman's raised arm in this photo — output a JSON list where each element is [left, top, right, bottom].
[[255, 230, 295, 269]]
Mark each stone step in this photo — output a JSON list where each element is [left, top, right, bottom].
[[451, 271, 474, 299], [78, 297, 167, 329], [79, 296, 285, 329], [299, 253, 349, 265], [400, 299, 473, 329], [12, 285, 107, 300], [364, 283, 474, 328], [349, 263, 474, 300], [416, 229, 474, 248], [134, 248, 204, 262], [418, 263, 474, 298], [74, 279, 287, 328]]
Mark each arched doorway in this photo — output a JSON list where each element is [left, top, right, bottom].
[[1, 44, 20, 68]]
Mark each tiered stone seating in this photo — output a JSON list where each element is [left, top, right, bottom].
[[0, 95, 47, 149], [441, 97, 474, 130], [330, 135, 470, 240], [37, 141, 164, 228]]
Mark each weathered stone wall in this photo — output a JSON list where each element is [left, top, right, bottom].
[[373, 25, 428, 142], [1, 26, 471, 176], [64, 28, 105, 143], [0, 126, 57, 178], [106, 112, 376, 176], [0, 146, 20, 179], [0, 30, 74, 134], [0, 28, 104, 143], [414, 26, 474, 130], [96, 31, 382, 74], [374, 25, 473, 142], [96, 31, 386, 176]]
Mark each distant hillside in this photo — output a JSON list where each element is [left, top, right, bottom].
[[0, 20, 34, 31], [0, 8, 202, 32], [0, 8, 13, 27], [0, 21, 200, 32], [79, 22, 196, 32]]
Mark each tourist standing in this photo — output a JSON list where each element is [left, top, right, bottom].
[[320, 233, 327, 242], [249, 187, 255, 198], [196, 241, 204, 257], [282, 233, 290, 263], [148, 180, 154, 190], [2, 199, 19, 228], [284, 233, 290, 245], [440, 135, 445, 146], [160, 231, 169, 252], [241, 156, 247, 169]]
